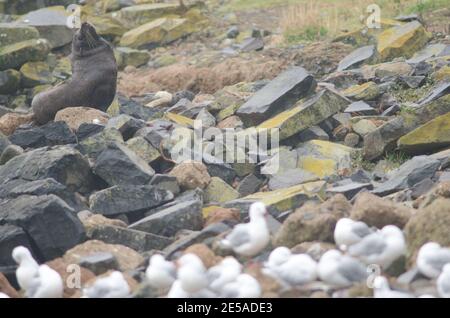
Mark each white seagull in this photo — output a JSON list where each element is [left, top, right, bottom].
[[145, 254, 176, 290], [334, 218, 374, 251], [263, 247, 317, 286], [83, 271, 130, 298], [417, 242, 450, 279], [221, 274, 261, 298], [318, 249, 368, 288], [207, 257, 242, 293], [373, 276, 413, 298], [177, 254, 209, 294], [348, 225, 406, 269], [221, 202, 270, 257], [0, 292, 10, 298], [437, 264, 450, 298], [12, 246, 39, 292]]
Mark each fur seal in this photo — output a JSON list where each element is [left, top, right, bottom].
[[32, 22, 117, 125]]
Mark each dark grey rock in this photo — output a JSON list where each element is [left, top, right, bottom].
[[268, 169, 318, 190], [202, 153, 236, 185], [106, 114, 146, 141], [129, 200, 203, 237], [0, 194, 86, 261], [134, 120, 174, 149], [381, 104, 400, 116], [297, 125, 329, 142], [337, 45, 375, 71], [407, 43, 447, 64], [76, 123, 105, 141], [89, 185, 173, 216], [328, 181, 373, 199], [149, 174, 180, 196], [78, 127, 123, 160], [0, 224, 33, 266], [395, 14, 420, 22], [170, 90, 195, 107], [237, 174, 263, 196], [239, 36, 264, 52], [79, 252, 119, 275], [418, 82, 450, 106], [167, 98, 192, 114], [236, 67, 316, 126], [344, 101, 377, 115], [117, 94, 162, 121], [0, 144, 23, 165], [226, 25, 239, 39], [0, 131, 10, 154], [93, 142, 155, 186], [399, 75, 425, 89]]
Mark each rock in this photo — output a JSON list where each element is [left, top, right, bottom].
[[399, 75, 425, 89], [0, 69, 21, 94], [204, 207, 240, 227], [268, 168, 318, 190], [76, 123, 105, 142], [344, 133, 360, 147], [373, 156, 441, 196], [398, 112, 450, 154], [0, 23, 39, 47], [327, 181, 372, 199], [119, 17, 195, 49], [258, 88, 349, 140], [344, 101, 377, 115], [273, 194, 351, 248], [202, 153, 236, 185], [204, 177, 239, 204], [106, 114, 146, 141], [0, 38, 50, 71], [19, 61, 54, 88], [418, 82, 450, 106], [0, 112, 34, 136], [237, 174, 263, 196], [337, 45, 375, 71], [149, 174, 180, 196], [63, 240, 144, 271], [226, 26, 239, 39], [363, 61, 413, 79], [9, 121, 76, 149], [79, 128, 124, 159], [297, 126, 329, 142], [183, 244, 221, 268], [126, 136, 160, 164], [350, 192, 413, 229], [351, 118, 378, 137], [239, 36, 264, 52], [93, 142, 155, 186], [86, 14, 127, 39], [54, 107, 109, 132], [343, 82, 380, 100], [377, 21, 430, 61], [111, 95, 163, 121], [117, 3, 183, 28], [0, 144, 23, 165], [18, 6, 73, 49], [195, 108, 216, 128], [169, 161, 211, 190], [407, 43, 448, 64], [0, 195, 86, 261], [0, 132, 10, 154], [78, 211, 128, 230], [89, 185, 173, 216], [0, 145, 94, 194], [115, 47, 150, 68], [129, 199, 203, 237], [78, 252, 119, 275], [236, 67, 316, 126], [0, 272, 19, 298], [404, 199, 450, 263], [0, 224, 33, 266]]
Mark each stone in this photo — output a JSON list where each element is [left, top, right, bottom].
[[117, 3, 182, 28], [258, 88, 349, 140], [204, 207, 240, 227], [93, 142, 155, 186], [351, 118, 378, 137], [343, 82, 380, 100], [18, 6, 73, 49], [76, 123, 105, 142], [54, 107, 109, 132], [327, 181, 372, 199], [86, 15, 127, 39], [239, 36, 264, 52], [183, 244, 221, 268], [0, 195, 86, 261], [404, 199, 450, 263], [126, 136, 160, 164], [0, 146, 94, 194], [78, 252, 119, 275], [0, 69, 20, 94], [0, 224, 33, 266], [0, 272, 19, 298], [226, 26, 239, 39], [79, 128, 124, 160], [115, 47, 150, 68], [407, 43, 448, 64], [0, 23, 39, 47], [106, 114, 146, 141], [195, 108, 216, 128], [149, 174, 180, 196], [236, 67, 316, 126], [89, 185, 173, 216], [0, 131, 10, 154], [350, 192, 413, 229], [204, 177, 239, 204], [0, 144, 23, 165], [110, 95, 162, 121], [344, 101, 377, 115], [399, 75, 425, 89], [297, 126, 329, 142], [418, 82, 450, 106], [337, 45, 375, 71], [119, 17, 195, 49], [0, 39, 50, 71], [344, 133, 360, 147], [398, 112, 450, 154], [169, 161, 211, 190], [79, 211, 128, 230], [373, 156, 440, 196], [0, 112, 34, 136], [268, 168, 318, 190], [129, 199, 203, 237], [377, 21, 430, 62], [63, 240, 144, 271], [363, 62, 413, 79], [19, 61, 54, 88], [237, 174, 263, 197], [202, 154, 236, 185], [9, 121, 76, 149], [273, 194, 351, 248]]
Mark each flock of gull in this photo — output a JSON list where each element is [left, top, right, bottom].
[[1, 202, 450, 298]]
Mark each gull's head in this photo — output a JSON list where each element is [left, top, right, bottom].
[[150, 254, 166, 266], [177, 253, 204, 269], [221, 257, 242, 270], [381, 225, 403, 239], [336, 218, 354, 229], [267, 247, 291, 266], [109, 271, 125, 282], [419, 242, 441, 255], [12, 246, 33, 264], [249, 202, 267, 220]]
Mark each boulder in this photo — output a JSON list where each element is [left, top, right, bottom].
[[19, 61, 54, 88], [0, 224, 33, 266], [117, 3, 183, 28], [337, 45, 375, 71], [78, 128, 124, 159], [169, 161, 211, 190], [0, 38, 50, 71], [0, 23, 39, 47], [54, 107, 110, 132], [204, 177, 239, 204], [115, 47, 150, 68], [0, 69, 21, 95]]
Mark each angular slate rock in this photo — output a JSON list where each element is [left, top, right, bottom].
[[268, 169, 318, 190], [76, 123, 105, 142], [344, 101, 377, 115], [0, 132, 11, 154], [149, 174, 180, 196], [239, 36, 264, 52], [93, 142, 155, 186], [106, 114, 146, 141], [117, 94, 162, 121], [0, 195, 86, 261], [337, 45, 375, 71], [134, 120, 174, 149], [418, 82, 450, 106], [236, 67, 316, 126], [79, 252, 119, 275], [0, 224, 33, 266], [0, 144, 23, 165], [237, 174, 263, 197], [327, 181, 373, 199], [399, 75, 425, 89], [89, 185, 173, 216], [78, 128, 123, 160], [129, 200, 203, 237]]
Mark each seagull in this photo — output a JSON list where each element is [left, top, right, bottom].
[[263, 247, 317, 286], [221, 274, 261, 298], [0, 292, 10, 298], [83, 271, 130, 298], [334, 218, 374, 251], [221, 202, 270, 257], [373, 276, 413, 298], [26, 265, 64, 298], [145, 254, 176, 290], [167, 280, 190, 298], [348, 225, 406, 269], [437, 264, 450, 298], [177, 254, 209, 294], [12, 246, 39, 292], [417, 242, 450, 279], [207, 257, 242, 293], [318, 250, 367, 288]]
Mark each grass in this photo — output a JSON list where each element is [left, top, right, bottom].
[[405, 0, 450, 14], [384, 151, 411, 168]]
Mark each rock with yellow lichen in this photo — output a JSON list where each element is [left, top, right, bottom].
[[342, 81, 380, 100]]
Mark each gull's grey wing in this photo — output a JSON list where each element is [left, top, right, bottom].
[[348, 234, 387, 257], [225, 225, 251, 247], [25, 272, 42, 298], [352, 222, 374, 238], [337, 257, 368, 283]]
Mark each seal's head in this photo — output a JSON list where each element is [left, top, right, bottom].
[[72, 22, 105, 56]]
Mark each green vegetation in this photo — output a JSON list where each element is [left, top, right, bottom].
[[383, 151, 411, 168], [405, 0, 450, 14]]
